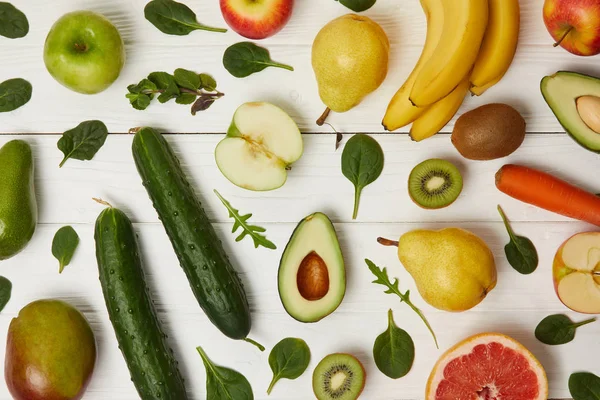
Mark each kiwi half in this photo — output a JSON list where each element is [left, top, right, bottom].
[[313, 353, 366, 400], [408, 159, 463, 209]]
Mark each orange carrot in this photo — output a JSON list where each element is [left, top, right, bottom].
[[496, 164, 600, 226]]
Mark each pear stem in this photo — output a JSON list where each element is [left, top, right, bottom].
[[554, 26, 574, 47], [316, 107, 331, 126], [377, 237, 399, 247]]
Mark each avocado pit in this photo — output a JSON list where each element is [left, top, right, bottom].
[[297, 251, 330, 301], [576, 95, 600, 134]]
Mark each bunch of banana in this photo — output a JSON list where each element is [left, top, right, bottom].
[[383, 0, 520, 141]]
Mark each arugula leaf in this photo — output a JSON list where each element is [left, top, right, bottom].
[[535, 314, 596, 345], [365, 259, 438, 348], [144, 0, 227, 35], [341, 134, 384, 219], [0, 276, 12, 312], [0, 2, 29, 38], [336, 0, 377, 12], [57, 120, 108, 167], [0, 78, 32, 113], [373, 309, 414, 379], [569, 372, 600, 400], [197, 346, 254, 400], [223, 42, 294, 78], [267, 338, 310, 395], [51, 226, 80, 273], [498, 205, 538, 274], [214, 190, 276, 250]]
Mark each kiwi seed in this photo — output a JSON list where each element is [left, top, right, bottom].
[[408, 159, 463, 209]]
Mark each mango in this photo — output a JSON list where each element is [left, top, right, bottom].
[[5, 299, 96, 400]]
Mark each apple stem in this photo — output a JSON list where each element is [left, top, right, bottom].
[[553, 26, 574, 48], [316, 108, 331, 126], [377, 237, 399, 247]]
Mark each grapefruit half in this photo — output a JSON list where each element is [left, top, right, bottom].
[[426, 333, 548, 400]]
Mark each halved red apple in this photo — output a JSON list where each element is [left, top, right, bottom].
[[553, 232, 600, 314]]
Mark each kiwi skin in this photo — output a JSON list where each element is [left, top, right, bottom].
[[312, 353, 366, 400], [408, 159, 463, 210]]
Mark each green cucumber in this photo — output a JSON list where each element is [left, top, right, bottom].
[[94, 205, 188, 399], [132, 127, 260, 349]]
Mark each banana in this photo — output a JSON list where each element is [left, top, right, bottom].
[[382, 0, 444, 131], [409, 0, 489, 107], [409, 75, 471, 142], [470, 0, 520, 95]]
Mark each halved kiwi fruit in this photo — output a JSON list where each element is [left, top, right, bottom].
[[313, 353, 366, 400], [408, 159, 463, 209]]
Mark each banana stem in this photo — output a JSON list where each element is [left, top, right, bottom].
[[553, 26, 574, 47], [316, 107, 331, 126], [377, 237, 399, 247]]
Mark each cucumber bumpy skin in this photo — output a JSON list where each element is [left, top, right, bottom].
[[95, 206, 188, 400], [132, 127, 258, 347]]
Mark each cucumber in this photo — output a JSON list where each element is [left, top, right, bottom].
[[132, 127, 256, 346], [94, 206, 188, 400]]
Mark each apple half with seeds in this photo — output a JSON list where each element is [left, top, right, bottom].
[[553, 232, 600, 313], [215, 102, 303, 191]]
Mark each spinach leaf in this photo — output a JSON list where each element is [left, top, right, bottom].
[[0, 2, 29, 38], [373, 309, 414, 379], [569, 372, 600, 400], [51, 226, 80, 273], [498, 205, 538, 274], [57, 120, 108, 167], [267, 338, 310, 395], [144, 0, 226, 35], [0, 78, 32, 112], [535, 314, 595, 345], [197, 346, 254, 400], [336, 0, 377, 12], [0, 276, 12, 312], [223, 42, 294, 78], [366, 259, 438, 348], [342, 134, 384, 219]]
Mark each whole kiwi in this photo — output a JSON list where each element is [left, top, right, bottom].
[[452, 103, 526, 160]]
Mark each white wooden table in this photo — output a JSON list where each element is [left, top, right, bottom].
[[0, 0, 596, 399]]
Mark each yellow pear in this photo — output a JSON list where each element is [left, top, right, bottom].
[[312, 14, 389, 125], [379, 228, 497, 312]]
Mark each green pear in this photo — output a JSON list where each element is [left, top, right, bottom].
[[312, 14, 389, 125], [380, 228, 497, 312]]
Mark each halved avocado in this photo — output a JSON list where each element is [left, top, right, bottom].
[[278, 212, 346, 323], [541, 71, 600, 152]]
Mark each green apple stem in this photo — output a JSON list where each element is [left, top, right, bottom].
[[377, 237, 399, 247], [553, 26, 574, 48], [316, 107, 331, 126]]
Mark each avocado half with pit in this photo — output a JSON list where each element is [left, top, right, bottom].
[[541, 71, 600, 153], [278, 212, 346, 323]]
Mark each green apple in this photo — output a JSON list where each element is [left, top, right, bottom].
[[44, 11, 125, 94]]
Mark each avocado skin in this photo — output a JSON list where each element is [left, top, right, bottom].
[[0, 140, 37, 260]]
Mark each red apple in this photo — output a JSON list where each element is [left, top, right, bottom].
[[220, 0, 294, 40], [543, 0, 600, 56]]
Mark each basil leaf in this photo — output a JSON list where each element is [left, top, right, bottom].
[[144, 0, 226, 35], [497, 205, 539, 274], [51, 226, 80, 273], [57, 120, 108, 167], [0, 2, 29, 38], [0, 78, 32, 113], [373, 309, 414, 379], [200, 73, 217, 91], [0, 276, 12, 312], [197, 346, 254, 400], [569, 372, 600, 400], [341, 134, 384, 219], [535, 314, 596, 345], [223, 42, 294, 78], [174, 68, 201, 90], [267, 338, 310, 394], [336, 0, 376, 12]]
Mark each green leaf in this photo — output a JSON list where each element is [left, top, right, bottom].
[[0, 276, 12, 312], [175, 93, 197, 105], [197, 346, 254, 400], [498, 205, 539, 274], [373, 310, 414, 379], [148, 71, 180, 103], [126, 92, 152, 110], [214, 190, 276, 250], [223, 42, 294, 78], [336, 0, 377, 12], [535, 314, 596, 345], [0, 78, 32, 113], [174, 68, 201, 90], [191, 93, 219, 115], [0, 2, 29, 38], [365, 259, 438, 348], [145, 0, 227, 35], [57, 120, 108, 167], [342, 134, 384, 219], [128, 78, 158, 94], [267, 338, 310, 395], [200, 73, 217, 91], [569, 372, 600, 400], [51, 226, 80, 273]]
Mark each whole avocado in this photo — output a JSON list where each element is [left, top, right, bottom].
[[0, 140, 37, 260]]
